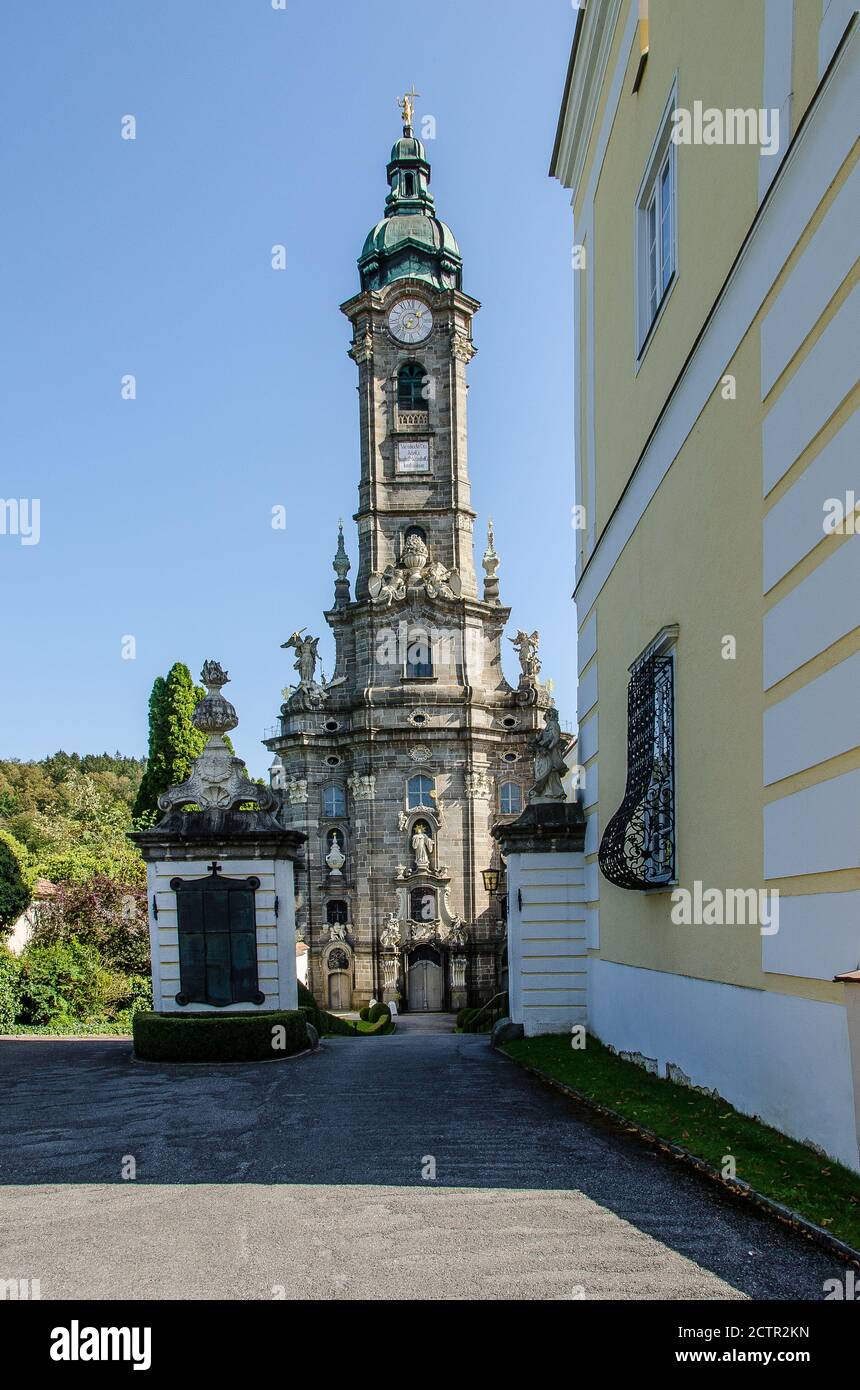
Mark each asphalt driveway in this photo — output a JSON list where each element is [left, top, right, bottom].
[[0, 1016, 845, 1300]]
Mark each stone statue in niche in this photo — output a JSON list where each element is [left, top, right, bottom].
[[529, 706, 570, 803], [411, 821, 433, 871], [325, 831, 345, 877]]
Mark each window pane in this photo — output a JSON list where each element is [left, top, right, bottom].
[[660, 157, 672, 289], [398, 362, 427, 411], [500, 782, 522, 815], [324, 786, 345, 817], [406, 629, 433, 678], [646, 194, 658, 321], [407, 775, 434, 809]]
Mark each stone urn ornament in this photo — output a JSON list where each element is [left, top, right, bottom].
[[325, 831, 346, 877]]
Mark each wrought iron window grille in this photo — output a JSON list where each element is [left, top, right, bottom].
[[598, 650, 675, 891]]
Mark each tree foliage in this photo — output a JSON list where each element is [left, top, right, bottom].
[[0, 829, 34, 931], [16, 938, 112, 1027], [132, 664, 208, 825], [32, 875, 149, 975]]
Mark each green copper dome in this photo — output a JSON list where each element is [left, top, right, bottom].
[[358, 124, 462, 292]]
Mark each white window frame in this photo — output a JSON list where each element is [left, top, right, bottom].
[[499, 781, 522, 816], [635, 82, 679, 365], [407, 774, 435, 810], [323, 785, 346, 818]]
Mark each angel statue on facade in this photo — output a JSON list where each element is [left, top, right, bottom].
[[510, 630, 541, 680], [282, 630, 319, 686], [529, 706, 570, 803]]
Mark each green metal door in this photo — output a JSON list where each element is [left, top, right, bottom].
[[172, 868, 264, 1008]]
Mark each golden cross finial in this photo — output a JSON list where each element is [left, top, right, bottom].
[[397, 85, 420, 130]]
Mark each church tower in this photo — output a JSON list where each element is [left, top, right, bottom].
[[265, 102, 553, 1013]]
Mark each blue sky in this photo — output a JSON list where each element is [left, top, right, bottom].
[[0, 0, 577, 776]]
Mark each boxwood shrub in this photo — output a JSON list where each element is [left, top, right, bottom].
[[294, 983, 394, 1037], [133, 1009, 309, 1062], [299, 1004, 356, 1037], [356, 1016, 394, 1035]]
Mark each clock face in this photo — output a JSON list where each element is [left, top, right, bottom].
[[388, 298, 433, 344]]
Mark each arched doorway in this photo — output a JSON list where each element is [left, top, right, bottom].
[[325, 945, 352, 1012], [407, 945, 443, 1012]]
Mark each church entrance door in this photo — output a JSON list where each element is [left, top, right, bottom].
[[328, 972, 350, 1012], [408, 949, 443, 1012]]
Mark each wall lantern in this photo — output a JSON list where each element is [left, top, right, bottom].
[[481, 867, 500, 895]]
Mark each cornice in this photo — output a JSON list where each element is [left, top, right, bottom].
[[551, 0, 625, 206]]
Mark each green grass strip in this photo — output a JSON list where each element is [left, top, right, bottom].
[[503, 1033, 860, 1250]]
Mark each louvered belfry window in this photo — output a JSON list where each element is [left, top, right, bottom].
[[598, 652, 675, 890], [172, 868, 264, 1007]]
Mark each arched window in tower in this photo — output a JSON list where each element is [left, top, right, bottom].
[[323, 785, 346, 818], [405, 627, 433, 679], [398, 362, 428, 411], [405, 173, 415, 197], [500, 781, 522, 816], [407, 774, 435, 810]]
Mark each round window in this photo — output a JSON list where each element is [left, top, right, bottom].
[[326, 755, 341, 767]]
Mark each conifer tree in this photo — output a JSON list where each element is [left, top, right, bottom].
[[132, 665, 207, 825]]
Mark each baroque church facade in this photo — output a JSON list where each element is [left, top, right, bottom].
[[265, 108, 553, 1013]]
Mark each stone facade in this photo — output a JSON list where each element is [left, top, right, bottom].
[[264, 122, 553, 1013]]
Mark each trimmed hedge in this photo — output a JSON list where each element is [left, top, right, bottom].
[[299, 1004, 356, 1037], [456, 1007, 476, 1028], [133, 1009, 309, 1062], [356, 1017, 395, 1035], [295, 982, 394, 1037]]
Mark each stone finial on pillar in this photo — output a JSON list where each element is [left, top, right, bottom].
[[333, 518, 351, 608], [156, 661, 277, 817], [482, 518, 500, 603]]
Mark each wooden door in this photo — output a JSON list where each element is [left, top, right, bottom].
[[410, 959, 443, 1011], [328, 973, 350, 1011]]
